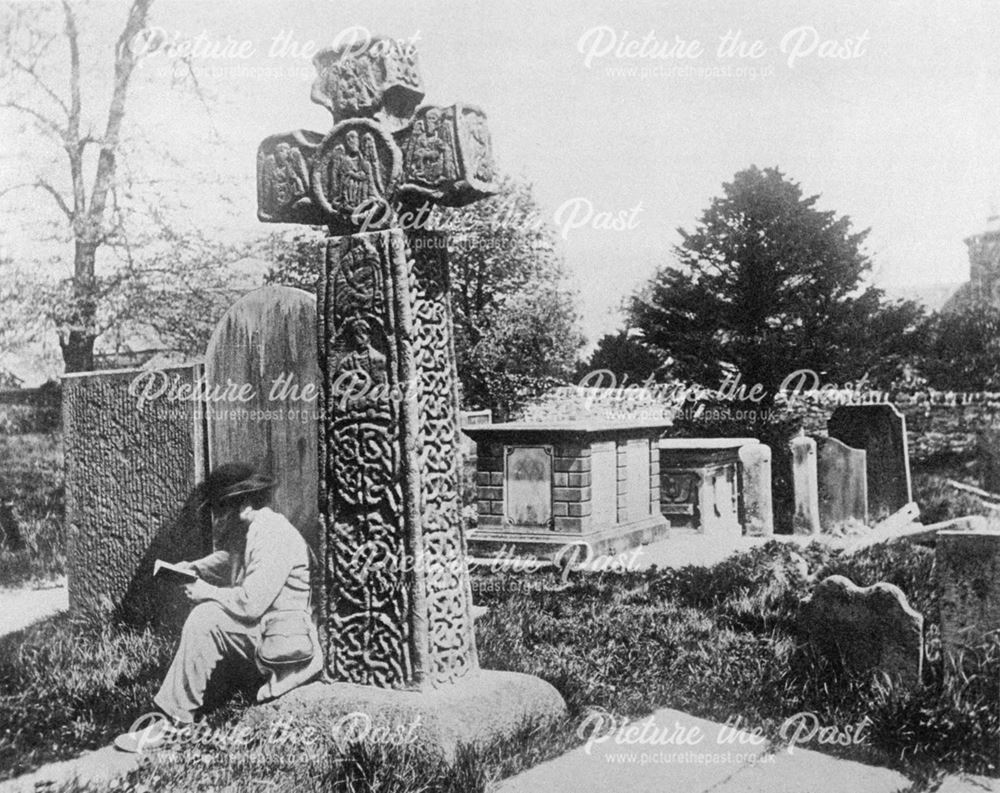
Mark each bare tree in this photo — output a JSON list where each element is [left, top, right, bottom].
[[1, 0, 153, 372]]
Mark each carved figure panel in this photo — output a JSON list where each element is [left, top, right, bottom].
[[257, 130, 324, 224], [397, 105, 498, 207], [312, 120, 402, 233], [311, 36, 424, 131]]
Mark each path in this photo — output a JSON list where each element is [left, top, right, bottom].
[[0, 745, 140, 793], [0, 577, 68, 638], [629, 530, 836, 571], [499, 706, 912, 793]]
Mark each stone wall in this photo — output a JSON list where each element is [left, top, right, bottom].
[[794, 398, 1000, 462], [519, 386, 1000, 465], [475, 442, 505, 528], [554, 442, 592, 532]]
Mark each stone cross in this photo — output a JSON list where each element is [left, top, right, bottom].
[[256, 35, 498, 690]]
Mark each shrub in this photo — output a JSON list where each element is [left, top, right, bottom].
[[0, 432, 65, 585]]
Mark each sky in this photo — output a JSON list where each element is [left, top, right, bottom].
[[3, 0, 1000, 376]]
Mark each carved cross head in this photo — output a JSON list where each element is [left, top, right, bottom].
[[258, 35, 498, 236]]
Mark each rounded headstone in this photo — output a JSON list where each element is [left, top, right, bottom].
[[205, 286, 319, 549]]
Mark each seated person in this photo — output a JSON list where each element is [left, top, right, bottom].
[[115, 462, 322, 752]]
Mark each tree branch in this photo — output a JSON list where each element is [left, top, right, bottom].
[[87, 0, 153, 223], [35, 178, 74, 220], [0, 179, 73, 221], [8, 49, 69, 117], [60, 0, 86, 220], [0, 99, 66, 138]]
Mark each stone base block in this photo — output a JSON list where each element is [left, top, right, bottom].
[[240, 670, 567, 762], [467, 515, 669, 563]]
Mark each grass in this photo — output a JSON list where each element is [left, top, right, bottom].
[[0, 610, 177, 779], [3, 541, 997, 792], [0, 432, 64, 587], [1, 433, 997, 789]]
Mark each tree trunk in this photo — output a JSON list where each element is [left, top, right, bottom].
[[61, 239, 98, 373], [60, 328, 95, 373]]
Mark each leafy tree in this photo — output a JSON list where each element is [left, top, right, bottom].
[[629, 166, 925, 402], [262, 231, 323, 293], [0, 0, 154, 372], [446, 176, 583, 415], [469, 283, 582, 419], [0, 1, 252, 373], [920, 300, 1000, 391], [265, 175, 585, 417], [576, 330, 659, 385]]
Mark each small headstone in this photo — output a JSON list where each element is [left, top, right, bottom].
[[790, 435, 820, 535], [816, 436, 868, 533], [738, 443, 773, 536], [828, 404, 912, 523], [936, 530, 1000, 678], [0, 500, 24, 551], [798, 574, 923, 686], [976, 428, 1000, 493]]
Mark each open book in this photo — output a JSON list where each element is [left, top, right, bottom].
[[153, 559, 198, 581]]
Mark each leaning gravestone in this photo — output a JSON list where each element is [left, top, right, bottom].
[[828, 404, 912, 523], [798, 575, 923, 686], [816, 436, 868, 532], [205, 285, 320, 549], [247, 33, 565, 756], [936, 530, 1000, 678], [790, 435, 820, 534], [63, 365, 209, 624]]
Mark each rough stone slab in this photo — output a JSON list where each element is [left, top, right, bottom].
[[937, 530, 1000, 676], [500, 706, 769, 793], [846, 514, 985, 554], [798, 575, 923, 686], [936, 774, 1000, 793], [0, 744, 140, 793], [498, 706, 909, 793], [63, 365, 209, 625], [828, 405, 912, 523], [205, 285, 320, 550], [241, 670, 566, 763], [711, 744, 911, 793], [817, 436, 868, 533]]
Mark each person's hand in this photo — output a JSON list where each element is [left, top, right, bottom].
[[183, 578, 215, 603]]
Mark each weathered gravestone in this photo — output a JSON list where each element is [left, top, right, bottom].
[[205, 285, 320, 548], [63, 365, 209, 624], [936, 530, 1000, 678], [828, 404, 912, 523], [738, 442, 773, 536], [790, 435, 821, 535], [976, 428, 1000, 494], [798, 575, 923, 686], [816, 436, 868, 533], [247, 33, 565, 756], [0, 500, 24, 551]]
